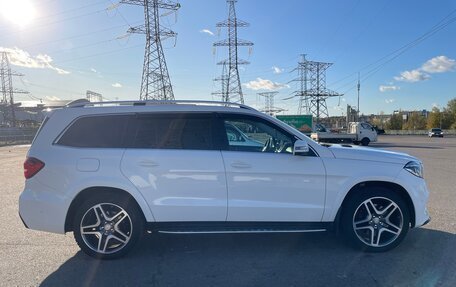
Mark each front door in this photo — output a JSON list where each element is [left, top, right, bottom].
[[219, 113, 326, 222]]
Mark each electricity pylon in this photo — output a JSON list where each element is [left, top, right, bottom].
[[0, 52, 29, 127], [86, 90, 103, 102], [214, 0, 253, 104], [122, 0, 180, 100], [285, 54, 341, 122], [258, 91, 284, 116], [287, 54, 309, 115]]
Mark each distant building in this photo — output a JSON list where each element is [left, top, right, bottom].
[[1, 100, 72, 127]]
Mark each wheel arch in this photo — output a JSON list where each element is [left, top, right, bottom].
[[65, 186, 148, 232], [361, 137, 370, 146], [333, 181, 416, 233]]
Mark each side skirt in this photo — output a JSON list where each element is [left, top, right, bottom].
[[146, 222, 333, 234]]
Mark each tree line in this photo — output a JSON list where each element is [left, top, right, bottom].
[[386, 98, 456, 130]]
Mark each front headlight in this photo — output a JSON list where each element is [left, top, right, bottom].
[[404, 161, 423, 178]]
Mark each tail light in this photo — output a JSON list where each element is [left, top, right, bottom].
[[24, 157, 45, 179]]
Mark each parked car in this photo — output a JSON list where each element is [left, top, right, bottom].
[[428, 128, 444, 137], [19, 100, 430, 259]]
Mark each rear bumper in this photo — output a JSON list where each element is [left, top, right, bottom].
[[18, 211, 29, 229], [19, 180, 67, 234]]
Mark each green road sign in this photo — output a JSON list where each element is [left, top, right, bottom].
[[277, 115, 313, 133]]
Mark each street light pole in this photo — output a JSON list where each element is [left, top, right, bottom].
[[357, 72, 360, 122]]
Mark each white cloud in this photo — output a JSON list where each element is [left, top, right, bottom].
[[90, 68, 97, 73], [421, 56, 455, 73], [385, 99, 395, 104], [379, 85, 400, 92], [112, 83, 122, 88], [394, 69, 430, 82], [200, 29, 214, 36], [244, 78, 289, 91], [0, 47, 70, 75], [394, 55, 455, 83], [272, 66, 284, 74]]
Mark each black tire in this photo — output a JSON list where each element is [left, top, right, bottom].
[[361, 138, 370, 146], [73, 192, 145, 259], [341, 187, 410, 252]]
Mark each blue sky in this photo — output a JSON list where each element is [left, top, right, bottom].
[[1, 0, 455, 116]]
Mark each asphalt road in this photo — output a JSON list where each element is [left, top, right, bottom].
[[1, 136, 455, 287]]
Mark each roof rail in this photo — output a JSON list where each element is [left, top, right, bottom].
[[65, 99, 257, 111], [66, 99, 90, 107]]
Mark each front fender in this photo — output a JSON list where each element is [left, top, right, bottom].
[[321, 158, 404, 222]]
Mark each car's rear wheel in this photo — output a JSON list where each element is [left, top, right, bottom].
[[73, 193, 144, 259], [341, 187, 410, 252]]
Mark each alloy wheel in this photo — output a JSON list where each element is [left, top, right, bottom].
[[352, 197, 404, 248], [80, 203, 133, 254]]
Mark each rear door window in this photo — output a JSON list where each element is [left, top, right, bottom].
[[129, 113, 216, 150]]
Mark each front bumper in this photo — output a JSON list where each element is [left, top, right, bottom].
[[395, 169, 430, 228], [422, 216, 431, 226]]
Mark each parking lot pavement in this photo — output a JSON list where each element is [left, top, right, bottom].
[[1, 136, 455, 287]]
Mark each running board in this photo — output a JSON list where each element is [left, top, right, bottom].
[[147, 222, 332, 234], [158, 229, 326, 234]]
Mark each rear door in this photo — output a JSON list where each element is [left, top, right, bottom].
[[120, 113, 228, 222]]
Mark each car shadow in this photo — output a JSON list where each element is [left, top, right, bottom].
[[40, 228, 455, 287]]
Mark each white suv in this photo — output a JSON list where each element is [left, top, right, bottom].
[[19, 100, 430, 259]]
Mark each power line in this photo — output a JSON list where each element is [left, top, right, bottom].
[[52, 43, 144, 64], [107, 0, 133, 28], [329, 9, 456, 89], [0, 0, 108, 34], [19, 22, 140, 50], [1, 5, 113, 40]]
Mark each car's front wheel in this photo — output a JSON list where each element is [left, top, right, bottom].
[[73, 193, 144, 259], [361, 138, 370, 146], [341, 187, 410, 252]]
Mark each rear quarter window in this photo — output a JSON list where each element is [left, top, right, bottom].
[[57, 115, 130, 148], [31, 116, 50, 145]]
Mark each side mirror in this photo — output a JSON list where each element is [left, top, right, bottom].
[[293, 140, 310, 155]]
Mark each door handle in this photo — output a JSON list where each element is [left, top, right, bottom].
[[138, 160, 159, 167], [231, 162, 251, 169]]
